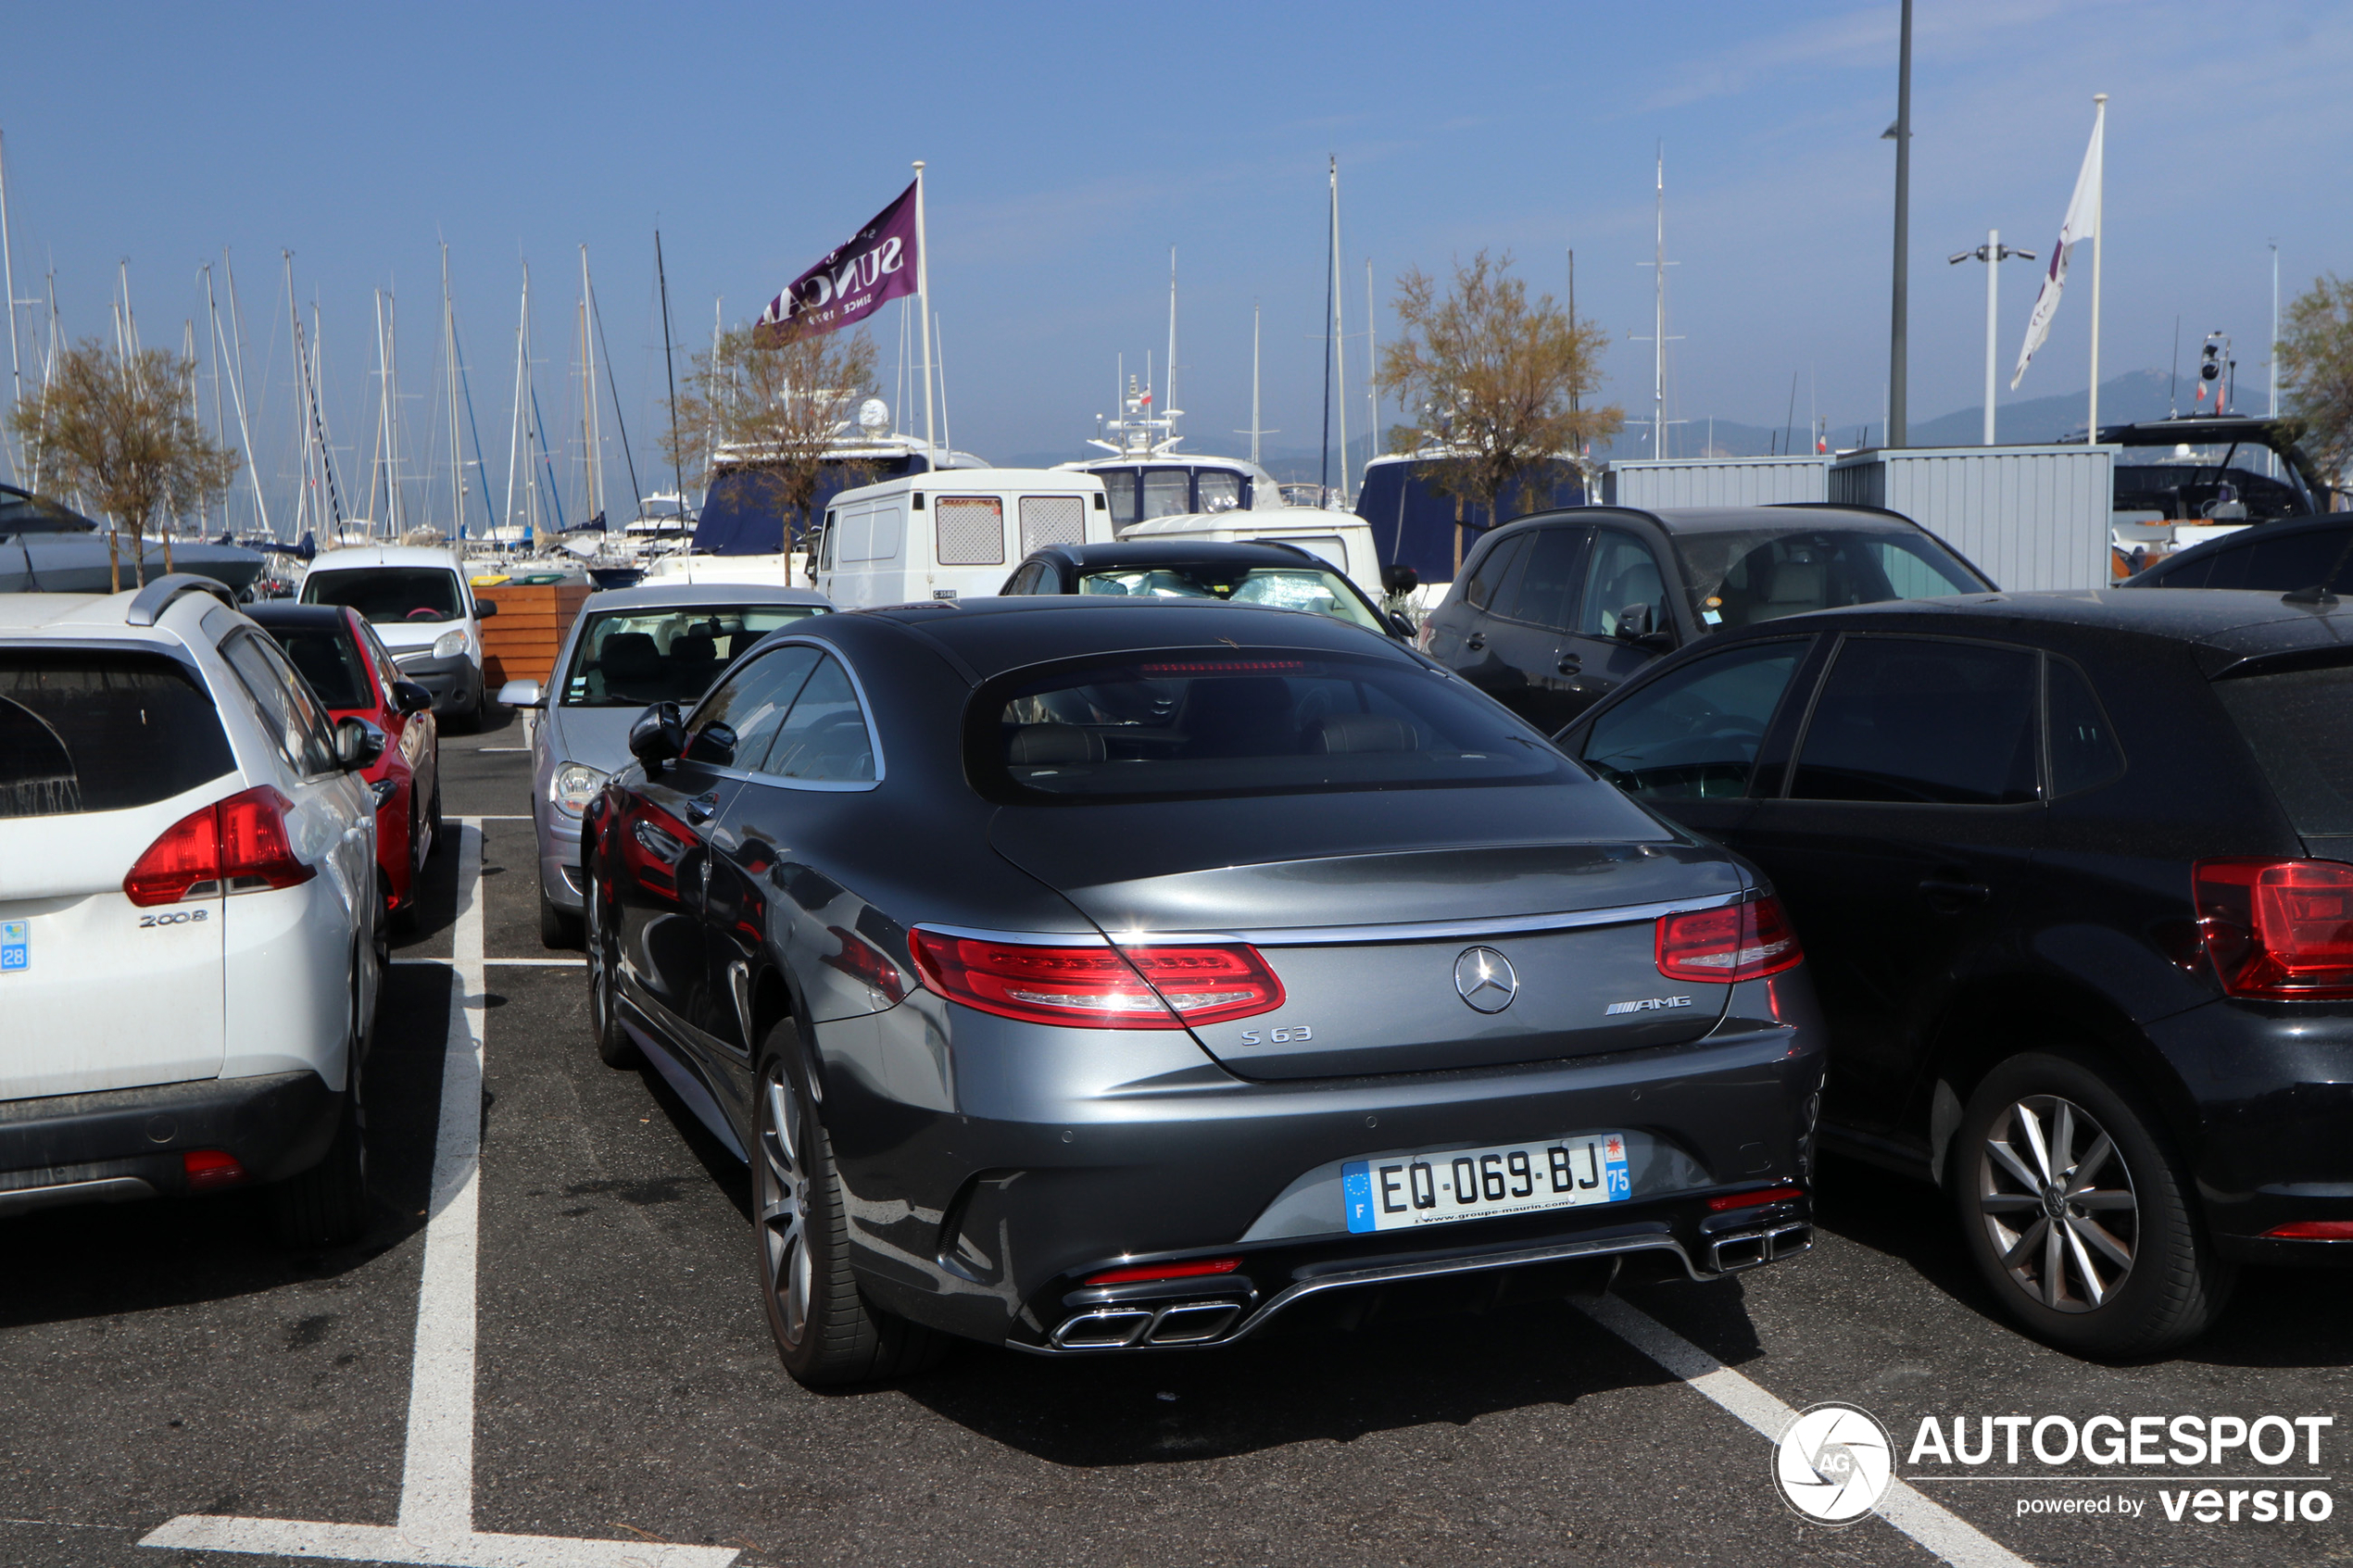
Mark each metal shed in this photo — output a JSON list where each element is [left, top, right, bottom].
[[1604, 455, 1830, 508], [1829, 444, 2117, 592]]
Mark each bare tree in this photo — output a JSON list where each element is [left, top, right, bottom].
[[660, 315, 879, 557], [2280, 273, 2353, 490], [1376, 251, 1622, 546], [7, 339, 241, 589]]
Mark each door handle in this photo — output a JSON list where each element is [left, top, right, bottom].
[[1918, 878, 1991, 904], [1465, 632, 1486, 651], [1555, 655, 1582, 675], [684, 792, 718, 825]]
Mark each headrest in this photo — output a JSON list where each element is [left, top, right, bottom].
[[1007, 723, 1106, 765], [672, 632, 717, 664], [599, 631, 661, 682], [1312, 714, 1419, 753]]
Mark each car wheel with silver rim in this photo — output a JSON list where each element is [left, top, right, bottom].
[[753, 1022, 946, 1387], [1953, 1049, 2233, 1358], [585, 870, 639, 1068]]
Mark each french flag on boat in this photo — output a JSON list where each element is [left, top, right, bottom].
[[757, 179, 920, 343]]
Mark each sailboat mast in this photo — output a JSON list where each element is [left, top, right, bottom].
[[372, 289, 390, 531], [444, 245, 462, 533], [1251, 302, 1261, 468], [2, 129, 22, 484], [201, 265, 228, 533], [580, 245, 601, 525], [656, 230, 684, 515], [1331, 158, 1348, 508], [1166, 246, 1177, 448], [218, 252, 270, 537], [1653, 148, 1666, 458], [505, 265, 525, 538], [1365, 256, 1377, 458]]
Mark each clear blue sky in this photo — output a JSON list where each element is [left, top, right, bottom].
[[5, 0, 2347, 528]]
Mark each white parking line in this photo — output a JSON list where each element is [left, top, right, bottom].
[[142, 821, 736, 1568], [1579, 1294, 2033, 1568]]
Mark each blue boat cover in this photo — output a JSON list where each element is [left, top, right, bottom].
[[1354, 458, 1585, 584], [694, 455, 934, 556]]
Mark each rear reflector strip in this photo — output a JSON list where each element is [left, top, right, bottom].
[[2264, 1220, 2353, 1240], [182, 1149, 246, 1191], [1084, 1257, 1242, 1286], [1707, 1182, 1803, 1212]]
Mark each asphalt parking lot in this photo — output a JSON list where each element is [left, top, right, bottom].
[[5, 712, 2349, 1568]]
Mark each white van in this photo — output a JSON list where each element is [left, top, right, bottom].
[[813, 470, 1111, 608], [298, 544, 497, 730], [1119, 508, 1385, 601]]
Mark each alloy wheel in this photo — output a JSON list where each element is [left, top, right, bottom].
[[756, 1065, 812, 1346], [1976, 1093, 2138, 1312], [587, 884, 613, 1035]]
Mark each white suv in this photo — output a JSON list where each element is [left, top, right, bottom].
[[0, 575, 385, 1245], [299, 544, 498, 731]]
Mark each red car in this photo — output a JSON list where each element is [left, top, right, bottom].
[[250, 602, 442, 925]]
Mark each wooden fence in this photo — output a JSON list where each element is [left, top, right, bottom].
[[478, 581, 591, 690]]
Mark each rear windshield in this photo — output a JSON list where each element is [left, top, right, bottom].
[[261, 623, 371, 709], [2215, 665, 2353, 835], [975, 650, 1575, 802], [560, 604, 824, 707], [1671, 527, 1986, 631], [1076, 563, 1385, 632], [303, 567, 464, 624], [0, 648, 236, 818]]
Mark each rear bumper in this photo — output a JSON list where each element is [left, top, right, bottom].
[[2143, 998, 2353, 1262], [817, 973, 1826, 1348], [0, 1071, 342, 1218]]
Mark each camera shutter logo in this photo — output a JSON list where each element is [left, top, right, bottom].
[[1774, 1403, 1894, 1524]]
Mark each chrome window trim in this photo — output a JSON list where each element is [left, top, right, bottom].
[[914, 888, 1747, 951], [709, 636, 887, 793]]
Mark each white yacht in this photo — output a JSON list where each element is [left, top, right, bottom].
[[1056, 377, 1284, 530]]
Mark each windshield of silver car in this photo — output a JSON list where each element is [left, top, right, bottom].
[[559, 605, 824, 707]]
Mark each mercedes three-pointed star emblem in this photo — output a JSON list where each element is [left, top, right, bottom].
[[1453, 947, 1518, 1013]]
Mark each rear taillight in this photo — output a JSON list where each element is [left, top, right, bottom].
[[123, 787, 313, 908], [182, 1148, 245, 1190], [2195, 859, 2353, 998], [907, 931, 1284, 1030], [1655, 896, 1804, 984]]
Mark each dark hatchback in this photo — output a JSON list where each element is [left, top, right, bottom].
[[583, 599, 1826, 1385], [1420, 504, 1992, 732], [1556, 587, 2353, 1356], [2123, 508, 2353, 596]]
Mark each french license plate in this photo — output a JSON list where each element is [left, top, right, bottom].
[[1342, 1133, 1631, 1234]]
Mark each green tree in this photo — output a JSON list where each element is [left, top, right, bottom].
[[7, 340, 241, 589], [1375, 251, 1623, 554], [2279, 273, 2353, 489], [660, 315, 879, 563]]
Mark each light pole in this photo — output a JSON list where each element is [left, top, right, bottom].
[[1949, 231, 2035, 445]]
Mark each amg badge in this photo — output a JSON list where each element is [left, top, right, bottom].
[[1605, 995, 1693, 1015]]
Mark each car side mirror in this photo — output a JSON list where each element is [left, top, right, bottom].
[[473, 599, 498, 619], [1613, 604, 1655, 640], [628, 701, 686, 771], [334, 716, 387, 771], [497, 679, 544, 709], [1387, 611, 1417, 640], [393, 680, 435, 716], [685, 721, 736, 768]]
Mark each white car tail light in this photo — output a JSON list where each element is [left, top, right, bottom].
[[124, 786, 315, 907]]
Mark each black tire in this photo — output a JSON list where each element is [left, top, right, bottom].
[[425, 781, 444, 859], [753, 1027, 949, 1387], [1952, 1049, 2233, 1358], [585, 871, 640, 1069], [539, 890, 582, 950], [271, 987, 371, 1249]]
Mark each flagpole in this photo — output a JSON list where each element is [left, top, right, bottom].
[[913, 159, 935, 455], [2088, 94, 2107, 439]]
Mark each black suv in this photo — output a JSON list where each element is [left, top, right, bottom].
[[1555, 587, 2353, 1356], [1418, 504, 1991, 731]]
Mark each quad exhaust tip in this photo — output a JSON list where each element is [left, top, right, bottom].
[[1709, 1222, 1812, 1273], [1050, 1300, 1244, 1349]]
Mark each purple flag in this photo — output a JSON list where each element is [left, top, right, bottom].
[[756, 180, 919, 342]]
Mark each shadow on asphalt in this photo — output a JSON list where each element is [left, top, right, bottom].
[[1808, 1149, 2353, 1370]]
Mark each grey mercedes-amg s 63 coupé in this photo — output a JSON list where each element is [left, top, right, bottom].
[[581, 596, 1826, 1386]]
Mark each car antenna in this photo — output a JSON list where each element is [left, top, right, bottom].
[[2283, 531, 2353, 610]]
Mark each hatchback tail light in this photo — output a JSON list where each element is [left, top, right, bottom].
[[907, 931, 1284, 1030], [2195, 859, 2353, 998], [124, 787, 313, 908], [1655, 896, 1804, 983]]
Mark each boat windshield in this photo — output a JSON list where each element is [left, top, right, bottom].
[[1076, 563, 1384, 632]]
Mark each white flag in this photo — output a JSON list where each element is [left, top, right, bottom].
[[2010, 109, 2105, 390]]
